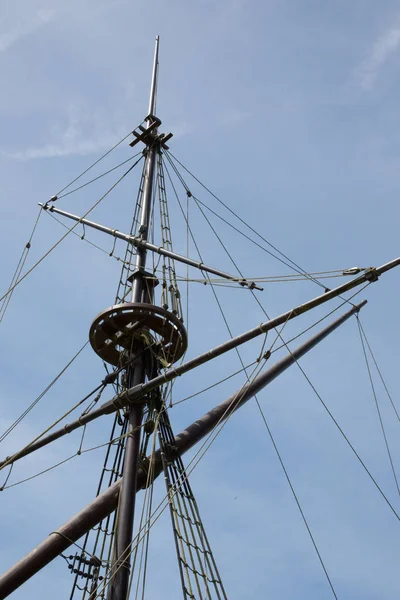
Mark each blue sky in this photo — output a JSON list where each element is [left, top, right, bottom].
[[0, 1, 400, 598]]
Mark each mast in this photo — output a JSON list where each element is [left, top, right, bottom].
[[107, 36, 160, 600], [2, 32, 400, 600]]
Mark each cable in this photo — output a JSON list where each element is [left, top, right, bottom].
[[90, 359, 269, 600], [0, 341, 89, 443], [280, 332, 400, 522], [55, 130, 138, 197], [46, 210, 128, 263], [180, 170, 338, 596], [356, 318, 400, 424], [164, 152, 357, 314], [255, 400, 338, 598], [0, 207, 43, 324], [57, 152, 143, 199], [356, 317, 400, 497], [171, 359, 259, 407], [164, 151, 326, 290], [0, 155, 144, 307]]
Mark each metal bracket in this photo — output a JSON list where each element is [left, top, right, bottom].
[[364, 267, 379, 282], [127, 268, 159, 287], [129, 117, 173, 150]]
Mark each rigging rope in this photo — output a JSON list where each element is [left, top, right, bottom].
[[356, 317, 400, 497], [0, 207, 43, 324], [46, 210, 127, 263], [83, 359, 270, 600], [356, 319, 400, 424], [170, 171, 339, 596], [158, 409, 228, 599], [277, 328, 400, 522], [57, 152, 142, 199], [55, 130, 139, 197], [0, 155, 144, 307], [0, 340, 89, 443], [164, 151, 327, 290]]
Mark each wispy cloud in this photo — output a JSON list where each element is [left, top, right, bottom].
[[0, 9, 55, 53], [356, 23, 400, 90], [4, 103, 122, 160]]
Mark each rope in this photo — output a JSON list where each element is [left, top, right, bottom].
[[254, 399, 338, 597], [356, 319, 400, 424], [0, 381, 109, 472], [0, 156, 144, 307], [57, 152, 142, 199], [55, 130, 138, 197], [88, 360, 269, 600], [175, 186, 338, 596], [0, 207, 43, 324], [0, 340, 89, 443], [0, 428, 141, 490], [46, 210, 128, 263], [164, 151, 326, 290], [356, 317, 400, 497], [164, 152, 357, 312], [279, 333, 400, 521]]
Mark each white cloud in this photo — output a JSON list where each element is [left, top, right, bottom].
[[0, 9, 55, 53], [4, 102, 123, 160], [357, 23, 400, 90]]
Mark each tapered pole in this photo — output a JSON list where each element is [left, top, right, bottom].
[[0, 301, 365, 599], [107, 37, 160, 600]]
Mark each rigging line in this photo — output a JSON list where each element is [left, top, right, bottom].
[[165, 152, 302, 424], [180, 189, 338, 598], [131, 409, 160, 600], [356, 318, 400, 424], [171, 360, 259, 407], [55, 129, 140, 196], [57, 152, 143, 199], [93, 360, 270, 599], [143, 271, 354, 285], [191, 195, 244, 280], [100, 412, 162, 600], [179, 274, 354, 284], [0, 156, 144, 306], [270, 285, 370, 355], [164, 150, 326, 290], [90, 360, 269, 596], [182, 213, 336, 592], [254, 398, 338, 598], [161, 274, 349, 284], [0, 206, 43, 324], [276, 328, 400, 522], [189, 190, 316, 282], [1, 463, 13, 489], [167, 152, 354, 310], [162, 158, 210, 286], [165, 152, 356, 312], [174, 167, 298, 367], [46, 210, 128, 263], [0, 340, 89, 443], [0, 429, 138, 490], [356, 317, 400, 497], [0, 382, 108, 472], [77, 415, 128, 583], [0, 338, 170, 473], [1, 454, 77, 490]]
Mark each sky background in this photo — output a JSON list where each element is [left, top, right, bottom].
[[0, 1, 400, 598]]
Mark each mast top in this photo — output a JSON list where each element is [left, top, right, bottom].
[[148, 35, 160, 119]]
